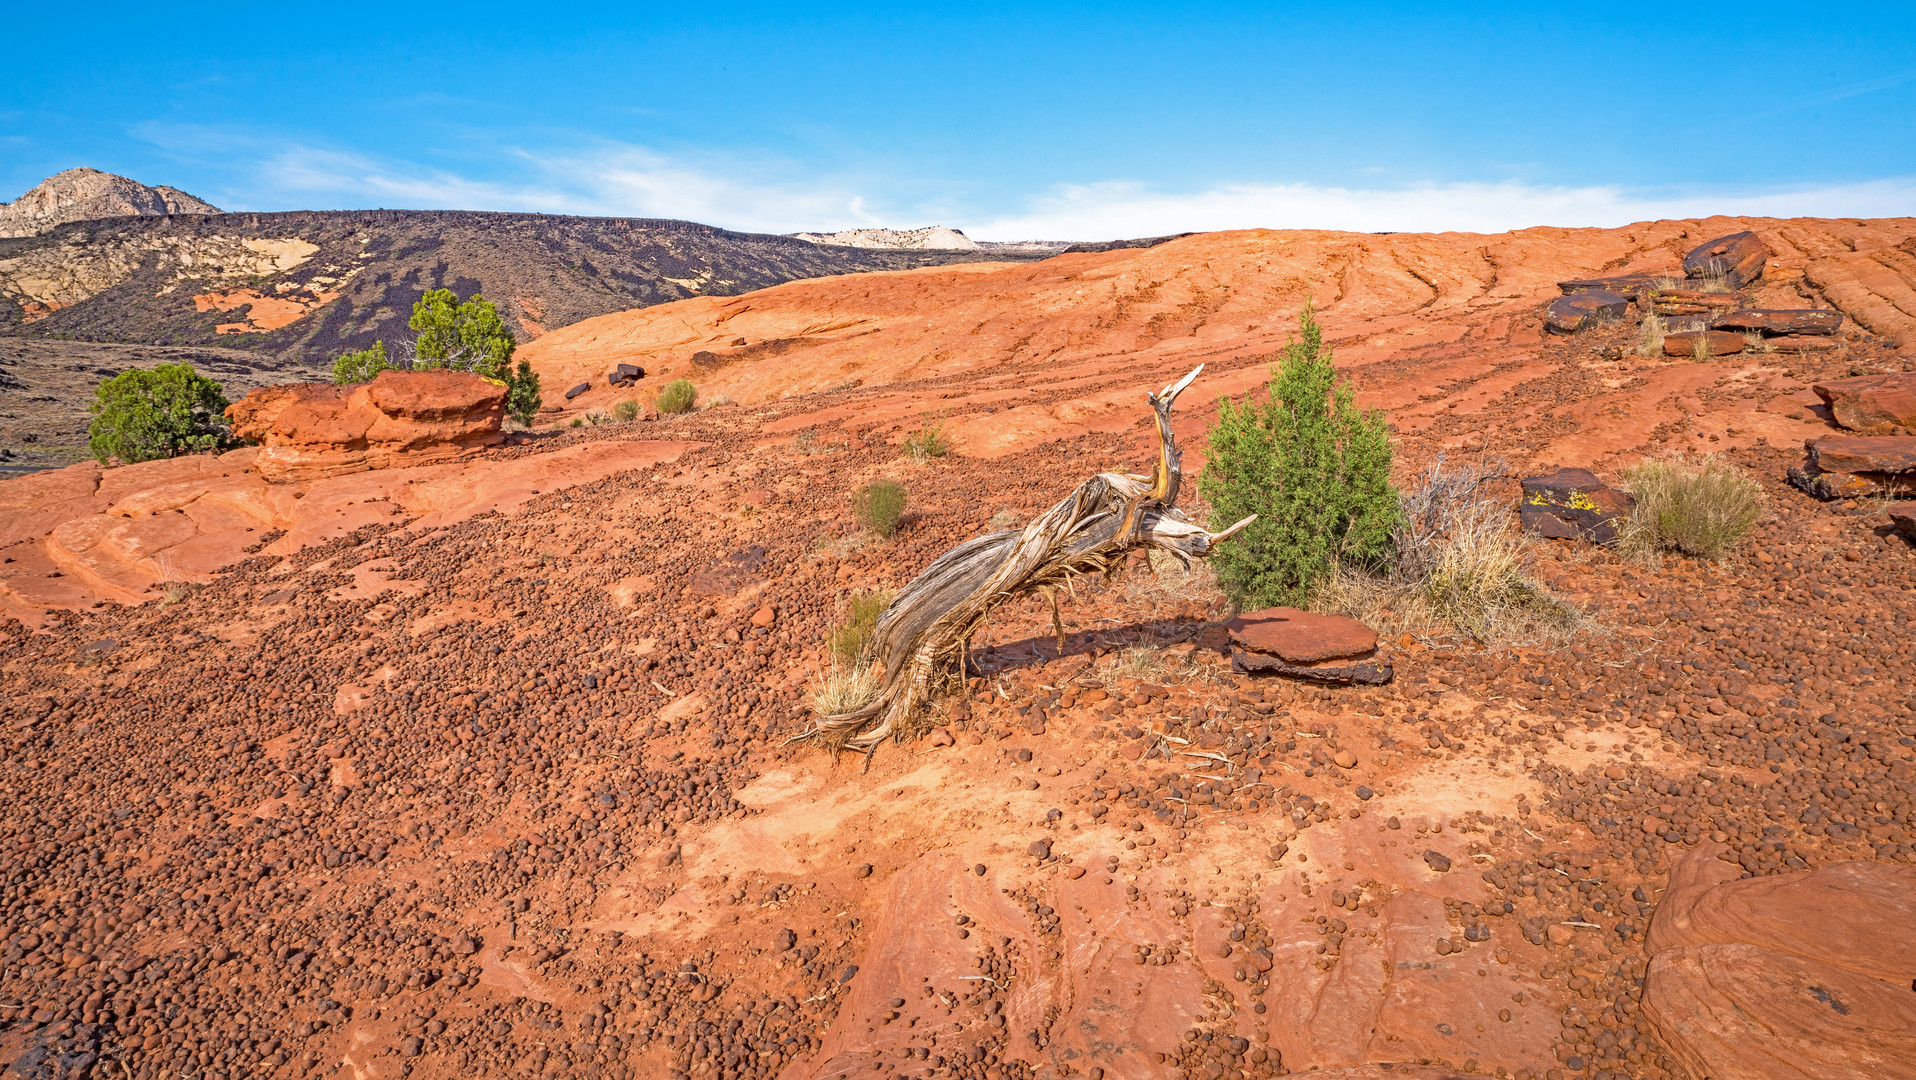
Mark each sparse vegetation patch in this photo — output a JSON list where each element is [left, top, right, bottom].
[[1617, 454, 1766, 564]]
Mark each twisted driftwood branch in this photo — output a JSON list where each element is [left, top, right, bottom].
[[800, 365, 1255, 755]]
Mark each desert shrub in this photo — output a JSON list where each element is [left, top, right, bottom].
[[829, 588, 895, 666], [903, 414, 951, 462], [570, 418, 584, 428], [1636, 313, 1667, 358], [504, 360, 542, 427], [854, 479, 908, 538], [331, 341, 390, 384], [612, 398, 640, 422], [657, 379, 698, 414], [1200, 303, 1400, 609], [1313, 455, 1583, 643], [87, 363, 232, 465], [1617, 454, 1766, 563]]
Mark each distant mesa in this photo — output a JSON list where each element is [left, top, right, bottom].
[[0, 166, 220, 238]]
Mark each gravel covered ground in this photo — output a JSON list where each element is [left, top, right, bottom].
[[1, 332, 1912, 1080]]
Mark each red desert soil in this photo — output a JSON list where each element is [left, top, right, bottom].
[[1, 216, 1913, 1080]]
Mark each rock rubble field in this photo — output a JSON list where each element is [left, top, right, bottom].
[[1, 216, 1914, 1080]]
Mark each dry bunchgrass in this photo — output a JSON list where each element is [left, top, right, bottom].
[[1099, 645, 1168, 684], [1616, 454, 1766, 565], [811, 666, 880, 717], [1636, 312, 1668, 358], [1312, 455, 1586, 644]]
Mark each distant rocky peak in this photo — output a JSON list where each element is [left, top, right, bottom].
[[0, 166, 221, 238]]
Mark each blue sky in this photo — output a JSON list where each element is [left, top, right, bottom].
[[4, 3, 1913, 239]]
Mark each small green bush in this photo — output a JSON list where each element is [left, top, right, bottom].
[[612, 398, 640, 422], [504, 360, 542, 427], [1199, 303, 1400, 609], [903, 414, 951, 462], [854, 479, 908, 538], [87, 364, 232, 465], [829, 588, 895, 666], [1618, 454, 1766, 562], [331, 341, 390, 384], [656, 379, 698, 414]]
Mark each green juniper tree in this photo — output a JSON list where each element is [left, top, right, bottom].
[[410, 288, 516, 380], [87, 364, 233, 465], [330, 340, 390, 384], [1199, 303, 1399, 609], [405, 288, 542, 421]]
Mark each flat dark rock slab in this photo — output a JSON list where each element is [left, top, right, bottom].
[[1683, 230, 1768, 288], [1558, 274, 1659, 295], [1889, 502, 1916, 539], [1663, 330, 1745, 358], [1231, 647, 1393, 685], [1714, 309, 1843, 336], [1520, 467, 1634, 543], [1814, 373, 1916, 433], [1809, 436, 1916, 475], [1545, 290, 1628, 333], [1767, 334, 1840, 353]]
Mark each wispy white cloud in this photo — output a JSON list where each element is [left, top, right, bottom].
[[957, 177, 1916, 241], [135, 122, 891, 234], [130, 121, 1916, 242]]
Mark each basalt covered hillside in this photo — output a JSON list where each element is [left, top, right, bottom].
[[1, 215, 1913, 1080]]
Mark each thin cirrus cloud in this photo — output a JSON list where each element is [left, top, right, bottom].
[[226, 136, 885, 235], [136, 124, 1916, 241], [960, 178, 1916, 241]]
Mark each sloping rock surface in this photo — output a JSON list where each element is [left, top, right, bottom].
[[1642, 849, 1916, 1080], [225, 369, 507, 483], [1644, 944, 1916, 1080]]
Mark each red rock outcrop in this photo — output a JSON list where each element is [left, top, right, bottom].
[[225, 369, 508, 482]]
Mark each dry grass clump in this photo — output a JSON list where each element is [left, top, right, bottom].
[[811, 666, 880, 717], [903, 414, 952, 463], [612, 398, 640, 422], [1616, 454, 1766, 564], [1636, 313, 1668, 358], [1313, 455, 1585, 644], [1101, 645, 1168, 684], [811, 589, 896, 724]]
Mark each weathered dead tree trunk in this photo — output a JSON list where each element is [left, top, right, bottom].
[[800, 366, 1255, 755]]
